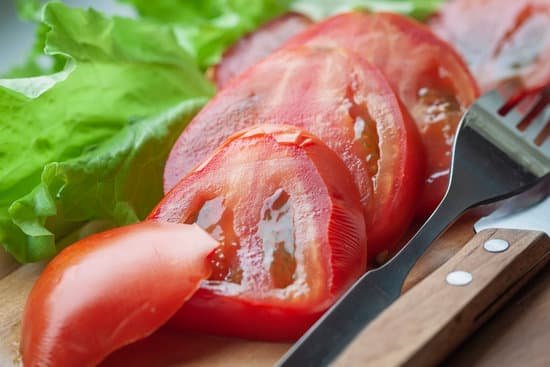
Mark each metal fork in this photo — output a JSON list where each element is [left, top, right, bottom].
[[278, 86, 550, 367]]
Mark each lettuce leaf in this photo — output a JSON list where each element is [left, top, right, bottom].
[[118, 0, 290, 69], [5, 0, 67, 78], [0, 2, 214, 262], [120, 0, 445, 68]]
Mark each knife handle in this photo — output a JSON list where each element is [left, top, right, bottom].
[[331, 228, 550, 367]]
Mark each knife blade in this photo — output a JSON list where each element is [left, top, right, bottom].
[[475, 196, 550, 234], [277, 192, 549, 367]]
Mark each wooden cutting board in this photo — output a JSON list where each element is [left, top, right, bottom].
[[0, 215, 548, 366]]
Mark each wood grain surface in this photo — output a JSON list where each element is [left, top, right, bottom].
[[0, 216, 548, 367], [447, 264, 550, 367], [332, 229, 550, 367]]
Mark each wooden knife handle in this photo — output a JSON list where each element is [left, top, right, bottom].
[[332, 228, 550, 367]]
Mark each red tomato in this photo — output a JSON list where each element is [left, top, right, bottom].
[[211, 12, 312, 89], [152, 125, 367, 341], [284, 12, 480, 218], [21, 222, 217, 367], [165, 46, 423, 263], [430, 0, 550, 94]]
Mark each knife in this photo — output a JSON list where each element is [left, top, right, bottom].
[[278, 193, 550, 367], [277, 87, 550, 367], [330, 194, 550, 366]]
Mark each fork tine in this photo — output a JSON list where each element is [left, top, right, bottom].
[[500, 107, 526, 127], [477, 89, 536, 127], [523, 105, 549, 142], [503, 90, 546, 127], [542, 139, 550, 156], [499, 86, 550, 130], [476, 90, 519, 126]]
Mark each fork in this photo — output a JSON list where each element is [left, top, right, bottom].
[[278, 86, 550, 367]]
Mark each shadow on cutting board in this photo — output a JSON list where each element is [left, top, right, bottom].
[[101, 327, 290, 367]]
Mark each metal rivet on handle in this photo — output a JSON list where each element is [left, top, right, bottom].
[[483, 238, 510, 253], [446, 271, 473, 286]]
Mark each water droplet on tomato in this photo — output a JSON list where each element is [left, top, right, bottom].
[[414, 87, 462, 139], [354, 116, 366, 141]]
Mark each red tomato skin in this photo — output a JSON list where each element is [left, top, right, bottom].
[[367, 97, 424, 261], [152, 125, 367, 341], [170, 288, 322, 341], [164, 46, 422, 263], [211, 12, 312, 89], [21, 222, 217, 367], [284, 11, 479, 218], [430, 0, 550, 94]]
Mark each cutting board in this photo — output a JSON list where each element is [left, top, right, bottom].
[[1, 215, 548, 366]]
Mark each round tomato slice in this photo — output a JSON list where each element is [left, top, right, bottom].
[[210, 12, 312, 89], [152, 125, 366, 341], [165, 46, 423, 263], [21, 222, 217, 367], [430, 0, 550, 94], [284, 12, 480, 218]]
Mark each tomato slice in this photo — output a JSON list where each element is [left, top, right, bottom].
[[152, 125, 367, 340], [210, 12, 312, 89], [284, 12, 480, 218], [165, 46, 423, 263], [21, 222, 217, 367], [430, 0, 550, 94]]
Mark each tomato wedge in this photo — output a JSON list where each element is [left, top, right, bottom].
[[21, 222, 217, 367], [284, 12, 479, 217], [165, 46, 423, 263], [152, 125, 366, 341], [430, 0, 550, 94], [211, 12, 312, 89]]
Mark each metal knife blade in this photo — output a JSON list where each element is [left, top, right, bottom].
[[325, 194, 549, 367], [277, 192, 549, 367], [475, 196, 550, 234]]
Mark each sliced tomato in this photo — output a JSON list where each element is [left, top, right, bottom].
[[210, 12, 312, 89], [284, 12, 480, 218], [165, 46, 423, 263], [21, 222, 217, 367], [152, 125, 367, 341], [430, 0, 550, 94]]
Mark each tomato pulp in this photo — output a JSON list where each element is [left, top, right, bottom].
[[152, 125, 367, 340], [284, 12, 480, 217], [165, 46, 423, 262]]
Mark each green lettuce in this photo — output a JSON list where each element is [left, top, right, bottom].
[[120, 0, 445, 69], [5, 0, 66, 77], [118, 0, 290, 69], [2, 0, 445, 263], [0, 2, 214, 262]]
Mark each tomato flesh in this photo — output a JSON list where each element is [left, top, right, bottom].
[[21, 222, 217, 367], [211, 12, 312, 89], [284, 12, 480, 218], [165, 46, 423, 262], [152, 125, 367, 340], [430, 0, 550, 94]]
